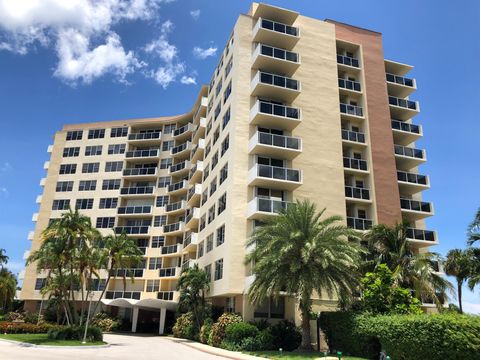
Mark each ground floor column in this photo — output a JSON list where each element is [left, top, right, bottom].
[[131, 307, 139, 333], [159, 307, 166, 335]]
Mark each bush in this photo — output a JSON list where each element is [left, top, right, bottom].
[[269, 320, 302, 351], [208, 313, 242, 347], [90, 312, 121, 332], [172, 312, 195, 340], [0, 322, 60, 334], [23, 312, 41, 324], [47, 325, 103, 342], [199, 318, 213, 344], [4, 312, 24, 322], [224, 322, 259, 345]]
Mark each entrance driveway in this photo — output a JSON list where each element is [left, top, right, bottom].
[[0, 333, 226, 360]]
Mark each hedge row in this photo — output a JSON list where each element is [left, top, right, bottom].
[[320, 312, 480, 360], [0, 322, 61, 334]]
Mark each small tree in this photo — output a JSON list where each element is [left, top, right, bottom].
[[444, 249, 473, 314]]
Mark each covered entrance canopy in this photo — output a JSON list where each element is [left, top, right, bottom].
[[102, 298, 177, 334]]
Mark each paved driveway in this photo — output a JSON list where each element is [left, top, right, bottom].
[[0, 333, 226, 360]]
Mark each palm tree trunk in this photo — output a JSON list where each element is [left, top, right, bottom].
[[91, 274, 112, 315], [299, 295, 313, 350], [458, 279, 463, 314]]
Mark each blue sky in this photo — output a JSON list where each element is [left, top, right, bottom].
[[0, 0, 479, 311]]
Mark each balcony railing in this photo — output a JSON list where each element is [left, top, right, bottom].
[[391, 120, 420, 134], [400, 198, 432, 213], [255, 43, 299, 63], [110, 268, 144, 278], [257, 100, 300, 120], [167, 180, 188, 193], [171, 142, 191, 155], [183, 232, 198, 248], [389, 96, 418, 110], [340, 103, 363, 117], [117, 206, 152, 215], [173, 123, 193, 137], [255, 131, 301, 151], [345, 186, 370, 200], [105, 291, 141, 300], [397, 171, 428, 186], [123, 168, 157, 177], [337, 54, 360, 68], [185, 208, 199, 224], [394, 145, 424, 159], [125, 149, 159, 158], [187, 184, 202, 201], [163, 222, 184, 234], [157, 291, 175, 301], [254, 164, 301, 183], [259, 18, 298, 36], [161, 244, 180, 255], [347, 217, 373, 231], [406, 228, 436, 242], [386, 73, 414, 87], [255, 197, 291, 214], [256, 71, 300, 91], [169, 161, 189, 174], [343, 157, 368, 171], [159, 267, 178, 277], [128, 132, 161, 141], [115, 226, 149, 235], [120, 186, 154, 196], [341, 129, 365, 143], [165, 200, 185, 213], [338, 78, 361, 92]]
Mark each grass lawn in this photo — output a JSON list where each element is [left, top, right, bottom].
[[246, 351, 367, 360], [0, 333, 106, 346]]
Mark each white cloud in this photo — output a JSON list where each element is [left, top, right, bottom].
[[0, 187, 8, 197], [190, 9, 200, 20], [193, 46, 217, 59], [147, 62, 185, 89], [181, 75, 196, 85]]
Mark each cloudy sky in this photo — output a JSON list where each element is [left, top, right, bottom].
[[0, 0, 479, 312]]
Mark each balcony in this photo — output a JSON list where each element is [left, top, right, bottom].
[[252, 43, 300, 77], [250, 100, 301, 131], [386, 73, 416, 97], [161, 243, 182, 255], [251, 71, 301, 103], [110, 268, 144, 278], [187, 184, 202, 207], [120, 186, 155, 197], [105, 291, 141, 300], [159, 267, 181, 278], [338, 78, 361, 93], [394, 145, 426, 168], [165, 200, 187, 215], [397, 170, 429, 195], [163, 221, 185, 235], [167, 180, 188, 195], [343, 157, 368, 173], [247, 197, 292, 220], [400, 198, 434, 219], [406, 228, 438, 247], [340, 103, 364, 119], [252, 17, 299, 49], [191, 117, 206, 145], [391, 119, 422, 145], [337, 54, 360, 69], [193, 97, 208, 122], [183, 232, 199, 252], [117, 206, 152, 217], [185, 207, 200, 229], [181, 259, 198, 272], [190, 139, 205, 163], [347, 217, 373, 231], [388, 96, 420, 120], [157, 291, 177, 301], [248, 164, 302, 191], [173, 123, 194, 141], [123, 167, 158, 179], [189, 161, 204, 184], [27, 231, 34, 241], [249, 131, 302, 160], [251, 3, 299, 25], [169, 160, 191, 177], [171, 141, 192, 159], [115, 226, 150, 236], [345, 186, 371, 202], [125, 149, 160, 161], [341, 129, 366, 145], [128, 132, 161, 145]]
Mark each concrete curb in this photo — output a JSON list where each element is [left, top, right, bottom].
[[0, 337, 110, 349]]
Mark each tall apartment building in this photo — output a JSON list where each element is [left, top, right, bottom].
[[20, 3, 437, 333]]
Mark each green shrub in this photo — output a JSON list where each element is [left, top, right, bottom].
[[0, 322, 60, 334], [172, 312, 195, 340], [4, 312, 24, 322], [256, 329, 274, 350], [249, 319, 269, 331], [224, 322, 259, 345], [90, 312, 121, 332], [208, 313, 242, 347], [47, 325, 103, 342], [199, 318, 213, 344], [269, 320, 302, 351]]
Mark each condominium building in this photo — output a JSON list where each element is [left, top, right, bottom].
[[20, 3, 437, 333]]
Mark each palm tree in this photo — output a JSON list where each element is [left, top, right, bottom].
[[467, 248, 480, 292], [177, 264, 210, 331], [467, 208, 480, 246], [246, 200, 363, 350], [0, 248, 8, 268], [365, 221, 452, 307], [0, 268, 16, 313], [444, 249, 473, 313]]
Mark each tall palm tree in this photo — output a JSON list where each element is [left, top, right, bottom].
[[246, 200, 363, 350], [467, 208, 480, 246], [467, 248, 480, 292], [0, 248, 8, 268], [365, 221, 452, 308], [0, 268, 16, 312], [444, 249, 473, 314]]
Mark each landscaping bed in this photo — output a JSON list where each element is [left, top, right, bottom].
[[246, 351, 367, 360], [0, 333, 105, 346]]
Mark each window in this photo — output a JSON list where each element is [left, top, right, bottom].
[[197, 241, 204, 258], [358, 209, 367, 219], [206, 119, 212, 136], [59, 164, 76, 175], [146, 280, 160, 292], [203, 163, 210, 181], [153, 215, 166, 227], [82, 162, 99, 173], [223, 81, 232, 103], [204, 264, 212, 282], [85, 145, 102, 156], [156, 196, 168, 207], [56, 181, 73, 192], [208, 205, 215, 224], [218, 193, 226, 215], [215, 79, 223, 97], [63, 147, 80, 157], [214, 104, 221, 120], [105, 161, 123, 172], [206, 234, 214, 252], [151, 236, 165, 248], [225, 58, 233, 77], [88, 279, 106, 291], [66, 130, 82, 141], [226, 297, 235, 313], [88, 129, 105, 139], [99, 198, 117, 209], [210, 177, 217, 196], [162, 140, 174, 151], [158, 176, 171, 188], [200, 215, 206, 231], [35, 278, 46, 290], [78, 180, 96, 191], [52, 199, 70, 210], [205, 141, 211, 157], [213, 127, 220, 144], [149, 257, 162, 270], [211, 151, 219, 170], [75, 198, 93, 210], [254, 298, 285, 319], [108, 144, 126, 154], [102, 179, 120, 190], [219, 163, 228, 184], [160, 158, 173, 169], [216, 224, 225, 246], [222, 107, 230, 129], [111, 127, 128, 137], [96, 217, 115, 228], [221, 135, 229, 156], [214, 259, 223, 280], [164, 124, 176, 134], [202, 189, 208, 205]]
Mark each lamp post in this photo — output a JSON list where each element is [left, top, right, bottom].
[[82, 292, 94, 344]]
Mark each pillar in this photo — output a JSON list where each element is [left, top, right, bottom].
[[131, 307, 139, 333], [159, 307, 166, 335]]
